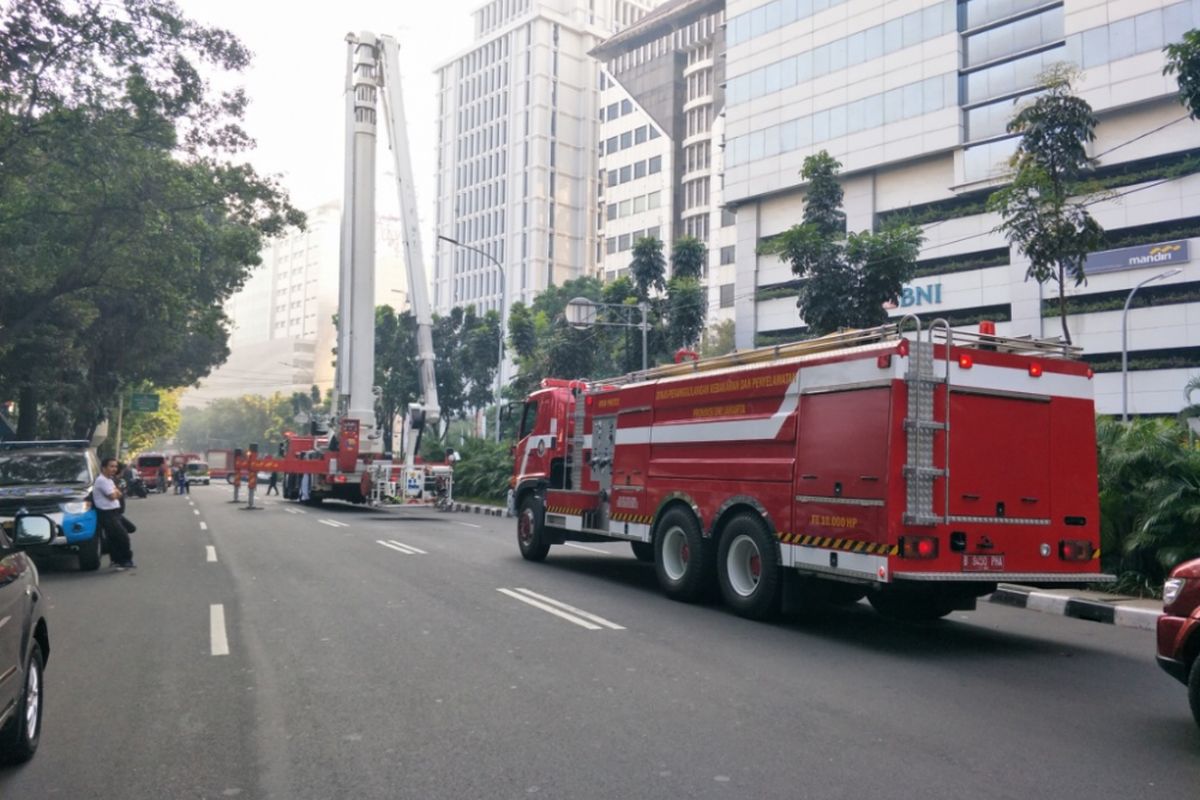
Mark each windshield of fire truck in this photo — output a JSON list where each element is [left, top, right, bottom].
[[519, 400, 538, 440]]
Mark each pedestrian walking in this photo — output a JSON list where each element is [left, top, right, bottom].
[[180, 467, 190, 494], [266, 471, 279, 495], [157, 465, 167, 494], [94, 457, 135, 569]]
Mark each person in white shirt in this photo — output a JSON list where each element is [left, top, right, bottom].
[[94, 457, 135, 569]]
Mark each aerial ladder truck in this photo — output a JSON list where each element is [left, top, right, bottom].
[[237, 32, 443, 506]]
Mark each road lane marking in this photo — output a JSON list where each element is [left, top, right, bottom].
[[455, 521, 481, 529], [210, 604, 230, 656], [206, 546, 217, 562], [284, 507, 305, 515], [377, 539, 427, 555], [318, 519, 349, 528], [199, 521, 208, 531], [193, 509, 200, 516], [564, 542, 610, 555], [497, 588, 624, 630]]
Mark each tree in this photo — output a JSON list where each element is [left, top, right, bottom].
[[1165, 30, 1200, 118], [175, 394, 293, 453], [985, 66, 1103, 345], [106, 386, 184, 460], [0, 1, 303, 436], [670, 236, 706, 280], [700, 319, 737, 358], [629, 236, 666, 300], [759, 151, 922, 336]]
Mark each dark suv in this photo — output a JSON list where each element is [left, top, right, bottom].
[[0, 441, 103, 570], [1156, 556, 1200, 729], [0, 514, 52, 763]]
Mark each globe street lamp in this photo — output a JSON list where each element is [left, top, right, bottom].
[[1122, 267, 1183, 421], [437, 234, 505, 441]]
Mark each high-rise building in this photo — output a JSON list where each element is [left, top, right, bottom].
[[432, 0, 658, 328], [722, 0, 1200, 415], [185, 203, 408, 406], [591, 0, 735, 325]]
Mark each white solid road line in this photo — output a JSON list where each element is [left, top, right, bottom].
[[199, 521, 208, 531], [206, 545, 217, 562], [564, 542, 610, 555], [497, 588, 624, 630], [318, 518, 349, 528], [210, 604, 229, 656], [376, 539, 427, 555]]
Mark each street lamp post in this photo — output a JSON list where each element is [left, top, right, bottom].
[[1121, 267, 1183, 421], [437, 235, 506, 441], [565, 297, 649, 371]]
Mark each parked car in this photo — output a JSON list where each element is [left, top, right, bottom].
[[0, 514, 52, 763], [0, 441, 105, 570], [1156, 557, 1200, 729], [185, 461, 211, 486]]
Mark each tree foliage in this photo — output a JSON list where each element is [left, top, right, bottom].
[[629, 236, 666, 300], [758, 151, 922, 335], [175, 393, 294, 453], [1164, 29, 1200, 119], [0, 0, 303, 439], [1096, 415, 1200, 594], [104, 385, 183, 459], [985, 66, 1103, 345]]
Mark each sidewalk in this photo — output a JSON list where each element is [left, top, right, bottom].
[[989, 583, 1162, 631]]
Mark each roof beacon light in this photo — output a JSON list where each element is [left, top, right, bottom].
[[979, 320, 996, 335]]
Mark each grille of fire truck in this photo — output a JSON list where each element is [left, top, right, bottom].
[[596, 321, 1080, 387]]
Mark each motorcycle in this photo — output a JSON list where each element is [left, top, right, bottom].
[[120, 473, 149, 499]]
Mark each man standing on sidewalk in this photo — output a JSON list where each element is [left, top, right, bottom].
[[94, 457, 135, 569]]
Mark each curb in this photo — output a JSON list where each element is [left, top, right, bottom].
[[989, 584, 1160, 631], [450, 501, 507, 517]]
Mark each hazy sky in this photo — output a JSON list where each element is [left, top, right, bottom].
[[177, 0, 483, 235]]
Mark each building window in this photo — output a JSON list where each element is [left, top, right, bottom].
[[720, 283, 735, 308], [720, 245, 736, 265], [648, 155, 662, 173]]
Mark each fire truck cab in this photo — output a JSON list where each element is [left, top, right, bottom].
[[510, 320, 1109, 621]]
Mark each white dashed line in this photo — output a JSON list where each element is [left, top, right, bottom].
[[564, 542, 610, 554], [193, 509, 200, 516], [206, 546, 217, 562], [199, 521, 208, 531], [455, 521, 481, 528], [284, 508, 306, 515], [497, 588, 625, 630], [318, 519, 349, 528], [376, 539, 427, 555], [210, 604, 229, 656]]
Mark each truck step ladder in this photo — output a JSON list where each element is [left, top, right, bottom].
[[902, 317, 952, 526]]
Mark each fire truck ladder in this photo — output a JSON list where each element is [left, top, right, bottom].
[[902, 317, 953, 526]]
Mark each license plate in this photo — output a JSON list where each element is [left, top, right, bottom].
[[962, 554, 1005, 572]]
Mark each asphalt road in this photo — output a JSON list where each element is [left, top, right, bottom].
[[2, 484, 1197, 799]]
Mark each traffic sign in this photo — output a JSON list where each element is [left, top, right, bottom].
[[130, 392, 159, 412]]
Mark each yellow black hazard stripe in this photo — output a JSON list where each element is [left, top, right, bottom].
[[546, 505, 583, 516], [611, 511, 654, 524], [777, 532, 898, 556]]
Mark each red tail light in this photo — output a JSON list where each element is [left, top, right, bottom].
[[877, 354, 892, 368], [958, 354, 973, 369], [1059, 540, 1095, 561], [1028, 362, 1043, 377], [900, 536, 939, 559], [897, 338, 910, 357]]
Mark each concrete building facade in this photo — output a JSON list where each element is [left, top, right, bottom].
[[432, 0, 657, 323], [723, 0, 1200, 415]]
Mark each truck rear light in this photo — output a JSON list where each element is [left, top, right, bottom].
[[900, 536, 938, 559], [333, 474, 347, 483], [877, 354, 892, 368], [1058, 539, 1094, 561], [1086, 368, 1094, 379], [1028, 362, 1043, 377], [958, 354, 973, 369], [897, 338, 910, 357]]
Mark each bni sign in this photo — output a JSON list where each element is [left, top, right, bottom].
[[1083, 240, 1190, 275]]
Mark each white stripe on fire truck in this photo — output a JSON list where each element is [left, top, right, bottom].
[[940, 361, 1093, 400], [781, 542, 889, 582]]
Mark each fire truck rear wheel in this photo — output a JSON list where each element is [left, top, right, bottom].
[[653, 508, 711, 602], [717, 513, 781, 620], [630, 542, 654, 562], [1188, 650, 1200, 730], [866, 590, 954, 622], [517, 496, 551, 562]]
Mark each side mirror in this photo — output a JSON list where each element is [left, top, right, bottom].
[[13, 515, 54, 546]]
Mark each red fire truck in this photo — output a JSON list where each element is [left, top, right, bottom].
[[509, 319, 1109, 621]]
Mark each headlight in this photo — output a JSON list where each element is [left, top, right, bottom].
[[1164, 577, 1186, 606], [61, 500, 92, 514]]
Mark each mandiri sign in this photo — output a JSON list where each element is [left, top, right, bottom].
[[1084, 240, 1190, 275]]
